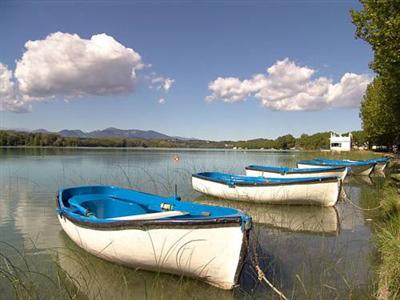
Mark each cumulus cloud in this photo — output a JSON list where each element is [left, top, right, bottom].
[[207, 58, 372, 111], [0, 63, 30, 113], [1, 32, 178, 113], [15, 32, 143, 101]]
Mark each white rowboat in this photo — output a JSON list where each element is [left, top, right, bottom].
[[57, 185, 252, 290], [192, 172, 342, 207], [245, 165, 348, 181]]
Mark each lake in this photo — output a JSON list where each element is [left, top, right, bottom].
[[0, 148, 385, 299]]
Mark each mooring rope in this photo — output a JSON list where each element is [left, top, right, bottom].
[[249, 232, 288, 300], [341, 188, 382, 211]]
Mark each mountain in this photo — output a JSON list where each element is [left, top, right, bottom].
[[3, 127, 191, 140], [59, 129, 88, 138], [87, 127, 171, 140], [57, 127, 177, 140]]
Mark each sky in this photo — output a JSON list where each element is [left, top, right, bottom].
[[0, 0, 373, 141]]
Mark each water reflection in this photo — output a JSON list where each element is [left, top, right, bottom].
[[0, 148, 381, 298], [195, 196, 340, 235]]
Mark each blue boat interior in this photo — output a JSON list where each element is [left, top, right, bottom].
[[246, 165, 342, 173], [58, 185, 250, 224], [194, 172, 336, 185]]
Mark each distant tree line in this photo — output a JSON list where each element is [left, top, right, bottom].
[[0, 130, 367, 150]]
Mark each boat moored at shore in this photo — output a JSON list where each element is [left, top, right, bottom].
[[297, 159, 375, 176], [245, 165, 348, 181], [192, 172, 341, 207], [344, 157, 390, 172], [56, 185, 252, 290]]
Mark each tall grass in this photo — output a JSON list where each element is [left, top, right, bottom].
[[373, 167, 400, 299]]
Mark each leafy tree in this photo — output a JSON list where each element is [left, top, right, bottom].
[[351, 1, 400, 147], [350, 130, 368, 147], [275, 134, 296, 150], [359, 78, 399, 146]]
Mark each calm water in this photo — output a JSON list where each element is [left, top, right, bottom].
[[0, 148, 386, 299]]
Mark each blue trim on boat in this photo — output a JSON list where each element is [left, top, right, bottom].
[[298, 159, 375, 167], [245, 165, 345, 174], [193, 172, 339, 187], [57, 185, 251, 229]]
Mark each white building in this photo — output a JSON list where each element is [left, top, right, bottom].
[[330, 132, 352, 151]]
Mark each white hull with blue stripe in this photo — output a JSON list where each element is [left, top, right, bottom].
[[57, 186, 251, 290], [345, 157, 390, 172], [297, 159, 375, 176], [192, 172, 341, 207], [245, 165, 348, 181]]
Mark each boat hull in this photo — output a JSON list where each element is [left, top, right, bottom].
[[297, 163, 374, 176], [192, 176, 341, 207], [374, 161, 388, 172], [58, 215, 247, 290], [245, 168, 347, 181]]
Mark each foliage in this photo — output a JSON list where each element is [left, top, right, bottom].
[[351, 1, 400, 147], [374, 184, 400, 299], [296, 132, 331, 150], [350, 130, 367, 147], [360, 78, 400, 146], [0, 130, 377, 151]]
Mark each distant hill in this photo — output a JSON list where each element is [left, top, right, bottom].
[[85, 127, 172, 140], [9, 127, 186, 140]]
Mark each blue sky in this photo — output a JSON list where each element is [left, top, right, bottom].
[[0, 0, 372, 140]]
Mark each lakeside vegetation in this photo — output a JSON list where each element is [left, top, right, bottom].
[[351, 2, 400, 298], [0, 130, 368, 150], [351, 0, 400, 148], [373, 163, 400, 299]]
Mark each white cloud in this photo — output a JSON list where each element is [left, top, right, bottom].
[[207, 58, 372, 111], [149, 75, 174, 93], [158, 97, 165, 104], [14, 32, 143, 101], [162, 78, 174, 92], [0, 63, 30, 113]]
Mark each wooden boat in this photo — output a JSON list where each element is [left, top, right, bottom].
[[344, 157, 390, 172], [56, 185, 252, 290], [297, 159, 375, 176], [192, 172, 341, 207], [245, 165, 347, 181], [196, 196, 340, 235]]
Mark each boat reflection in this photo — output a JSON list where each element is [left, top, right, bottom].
[[56, 232, 236, 300], [195, 196, 340, 235]]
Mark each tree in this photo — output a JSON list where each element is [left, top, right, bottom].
[[275, 134, 296, 150], [359, 78, 399, 147], [351, 1, 400, 147]]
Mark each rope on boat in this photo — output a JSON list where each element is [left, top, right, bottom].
[[250, 232, 288, 300]]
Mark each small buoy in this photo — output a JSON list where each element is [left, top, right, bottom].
[[173, 155, 180, 161]]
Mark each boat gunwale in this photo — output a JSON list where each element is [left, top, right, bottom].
[[301, 159, 376, 167], [58, 212, 245, 230], [192, 173, 340, 187], [245, 165, 346, 174], [56, 186, 252, 230]]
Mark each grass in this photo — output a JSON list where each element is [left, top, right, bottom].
[[373, 162, 400, 299]]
